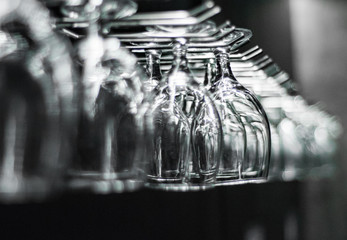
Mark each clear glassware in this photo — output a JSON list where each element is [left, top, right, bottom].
[[68, 3, 107, 189], [307, 104, 342, 178], [71, 37, 150, 193], [100, 0, 138, 20], [278, 96, 327, 180], [144, 49, 163, 93], [203, 58, 217, 90], [208, 54, 246, 183], [277, 97, 307, 180], [274, 95, 342, 181], [260, 95, 284, 180], [68, 0, 148, 193], [150, 21, 217, 36], [0, 0, 78, 201], [146, 39, 222, 190], [93, 70, 146, 192], [145, 65, 191, 190], [59, 0, 137, 21], [210, 48, 271, 182]]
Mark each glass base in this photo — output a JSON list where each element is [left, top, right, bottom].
[[145, 175, 190, 191], [145, 181, 215, 191], [0, 176, 51, 203], [68, 170, 143, 193], [186, 182, 215, 191], [146, 176, 216, 191], [145, 182, 190, 191], [242, 170, 261, 178], [216, 170, 240, 181], [215, 177, 267, 187]]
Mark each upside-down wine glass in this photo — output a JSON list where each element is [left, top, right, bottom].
[[144, 49, 163, 93], [69, 0, 149, 193], [146, 38, 222, 190], [0, 0, 78, 201], [210, 47, 271, 183]]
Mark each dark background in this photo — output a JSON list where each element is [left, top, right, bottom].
[[213, 1, 347, 239], [138, 0, 347, 239], [2, 1, 347, 239]]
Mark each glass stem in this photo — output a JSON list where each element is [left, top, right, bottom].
[[213, 52, 238, 85], [146, 52, 162, 81]]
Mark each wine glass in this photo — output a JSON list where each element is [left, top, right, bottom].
[[59, 0, 137, 21], [258, 94, 285, 180], [203, 58, 217, 90], [68, 0, 148, 193], [143, 49, 163, 93], [0, 0, 78, 201], [71, 38, 151, 192], [146, 38, 222, 190], [93, 61, 147, 192], [210, 47, 271, 183]]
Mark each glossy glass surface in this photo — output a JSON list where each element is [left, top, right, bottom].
[[144, 49, 163, 93], [146, 39, 222, 190], [59, 0, 137, 21], [209, 48, 271, 183], [0, 0, 78, 201], [70, 21, 148, 193]]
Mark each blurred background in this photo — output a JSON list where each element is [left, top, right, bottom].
[[212, 0, 347, 239], [137, 0, 347, 238], [1, 0, 347, 239]]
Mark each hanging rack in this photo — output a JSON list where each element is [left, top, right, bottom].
[[102, 5, 221, 29], [116, 1, 215, 21], [115, 23, 235, 43], [105, 21, 226, 38]]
